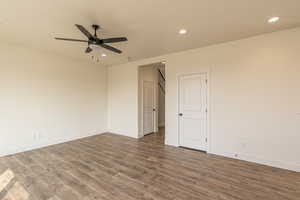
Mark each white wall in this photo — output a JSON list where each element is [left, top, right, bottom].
[[0, 43, 107, 156], [107, 27, 300, 172], [107, 62, 139, 138]]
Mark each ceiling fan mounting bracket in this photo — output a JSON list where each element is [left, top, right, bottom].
[[92, 24, 100, 31]]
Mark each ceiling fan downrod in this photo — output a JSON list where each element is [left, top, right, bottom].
[[92, 24, 99, 38]]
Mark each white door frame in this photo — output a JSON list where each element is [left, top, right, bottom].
[[141, 80, 156, 136], [177, 72, 210, 152]]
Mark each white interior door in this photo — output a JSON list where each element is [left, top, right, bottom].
[[178, 73, 208, 151], [143, 81, 155, 135]]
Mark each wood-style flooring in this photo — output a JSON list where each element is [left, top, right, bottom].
[[0, 131, 299, 200], [140, 127, 165, 145]]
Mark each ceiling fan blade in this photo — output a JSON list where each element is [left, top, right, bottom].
[[55, 38, 88, 42], [85, 47, 93, 53], [75, 24, 94, 39], [102, 37, 128, 43], [100, 44, 122, 54]]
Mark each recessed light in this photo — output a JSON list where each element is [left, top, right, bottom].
[[268, 17, 279, 23], [101, 53, 107, 57], [179, 29, 187, 34]]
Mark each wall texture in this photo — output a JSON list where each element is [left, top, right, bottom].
[[107, 27, 300, 172], [0, 44, 107, 156]]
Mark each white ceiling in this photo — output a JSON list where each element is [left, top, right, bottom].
[[1, 0, 300, 66]]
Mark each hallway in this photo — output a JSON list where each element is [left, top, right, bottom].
[[139, 127, 165, 145]]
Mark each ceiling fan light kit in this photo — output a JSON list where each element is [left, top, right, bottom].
[[55, 24, 128, 55]]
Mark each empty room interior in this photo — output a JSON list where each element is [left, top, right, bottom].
[[1, 1, 300, 199]]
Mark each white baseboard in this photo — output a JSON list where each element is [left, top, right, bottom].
[[208, 150, 300, 173], [6, 131, 298, 173], [164, 141, 300, 173], [107, 129, 139, 139], [165, 140, 179, 148], [0, 131, 107, 157]]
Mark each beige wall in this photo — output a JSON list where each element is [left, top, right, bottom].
[[107, 27, 300, 172], [107, 62, 139, 138], [0, 44, 107, 156]]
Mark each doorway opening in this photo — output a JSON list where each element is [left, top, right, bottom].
[[138, 62, 166, 144]]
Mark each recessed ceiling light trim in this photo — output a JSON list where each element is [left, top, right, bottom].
[[179, 29, 187, 34], [268, 17, 279, 23]]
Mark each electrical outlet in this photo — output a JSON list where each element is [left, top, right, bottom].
[[33, 131, 43, 140], [33, 132, 38, 140], [241, 143, 247, 149], [39, 132, 44, 140]]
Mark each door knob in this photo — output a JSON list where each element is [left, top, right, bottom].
[[153, 108, 156, 111], [179, 113, 183, 116]]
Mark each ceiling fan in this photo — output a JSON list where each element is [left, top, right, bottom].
[[55, 24, 128, 54]]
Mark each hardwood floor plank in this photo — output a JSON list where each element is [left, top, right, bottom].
[[0, 132, 299, 200]]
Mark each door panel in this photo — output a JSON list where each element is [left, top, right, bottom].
[[179, 73, 208, 151], [143, 81, 155, 135]]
